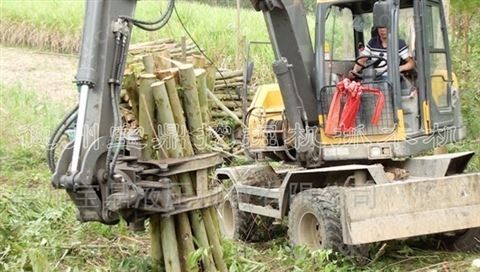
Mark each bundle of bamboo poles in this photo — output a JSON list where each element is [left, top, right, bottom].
[[122, 50, 228, 271], [210, 69, 254, 120], [121, 38, 250, 129]]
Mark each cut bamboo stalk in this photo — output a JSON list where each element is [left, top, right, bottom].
[[215, 82, 244, 89], [179, 64, 207, 153], [150, 215, 164, 272], [207, 126, 229, 150], [153, 81, 180, 158], [208, 207, 222, 238], [153, 51, 172, 70], [129, 45, 167, 55], [143, 55, 155, 73], [211, 94, 241, 100], [188, 211, 216, 271], [207, 88, 245, 127], [206, 66, 216, 96], [215, 76, 243, 83], [195, 69, 210, 124], [214, 89, 255, 96], [193, 54, 206, 68], [203, 208, 228, 272], [138, 73, 158, 160], [146, 81, 183, 272], [155, 68, 179, 81], [160, 216, 182, 272], [164, 76, 195, 156], [215, 70, 243, 79], [211, 111, 243, 119], [170, 51, 197, 59], [181, 36, 187, 63], [211, 101, 241, 109]]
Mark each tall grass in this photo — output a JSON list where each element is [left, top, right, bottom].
[[1, 0, 277, 81], [0, 84, 151, 270]]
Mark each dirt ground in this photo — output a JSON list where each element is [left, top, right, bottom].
[[0, 46, 77, 105]]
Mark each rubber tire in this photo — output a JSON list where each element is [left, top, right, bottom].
[[220, 188, 282, 242], [443, 228, 480, 252], [288, 187, 370, 264]]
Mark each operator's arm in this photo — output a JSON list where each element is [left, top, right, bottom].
[[353, 57, 368, 73], [350, 48, 370, 78], [399, 41, 415, 72], [400, 57, 415, 72]]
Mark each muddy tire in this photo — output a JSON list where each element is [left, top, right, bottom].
[[288, 187, 369, 264], [443, 228, 480, 252], [219, 188, 282, 242]]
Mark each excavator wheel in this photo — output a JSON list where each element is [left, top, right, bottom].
[[288, 187, 370, 265], [219, 187, 283, 242], [442, 228, 480, 252]]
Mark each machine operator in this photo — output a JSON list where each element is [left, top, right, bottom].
[[351, 27, 416, 78]]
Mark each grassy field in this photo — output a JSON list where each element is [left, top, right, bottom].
[[1, 0, 480, 271]]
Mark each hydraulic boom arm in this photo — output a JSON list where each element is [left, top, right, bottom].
[[251, 0, 322, 167]]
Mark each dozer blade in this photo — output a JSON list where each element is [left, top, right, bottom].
[[340, 173, 480, 244]]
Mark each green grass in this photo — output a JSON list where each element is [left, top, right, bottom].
[[0, 84, 151, 270]]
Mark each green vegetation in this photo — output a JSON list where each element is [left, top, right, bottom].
[[0, 0, 276, 82]]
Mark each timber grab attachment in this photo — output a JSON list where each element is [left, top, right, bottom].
[[53, 149, 225, 224]]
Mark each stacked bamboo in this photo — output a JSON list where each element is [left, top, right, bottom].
[[122, 44, 228, 271], [120, 38, 251, 129], [210, 69, 248, 120], [119, 39, 256, 158]]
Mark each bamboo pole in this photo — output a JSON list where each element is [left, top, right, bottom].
[[215, 76, 243, 84], [179, 64, 207, 153], [193, 54, 206, 69], [150, 215, 164, 272], [143, 55, 155, 73], [215, 82, 244, 89], [153, 51, 172, 71], [207, 88, 244, 127], [203, 207, 227, 272], [164, 76, 195, 156], [195, 69, 210, 125], [211, 111, 243, 119], [211, 101, 241, 109], [138, 74, 158, 160], [160, 216, 181, 272], [216, 70, 243, 79], [208, 207, 222, 238]]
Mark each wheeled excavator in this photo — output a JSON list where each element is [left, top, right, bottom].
[[49, 0, 479, 264]]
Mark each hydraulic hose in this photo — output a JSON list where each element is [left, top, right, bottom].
[[47, 105, 79, 173]]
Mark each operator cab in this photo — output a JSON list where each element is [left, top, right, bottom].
[[315, 0, 457, 138]]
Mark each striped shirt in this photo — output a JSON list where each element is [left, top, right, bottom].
[[361, 37, 410, 74]]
